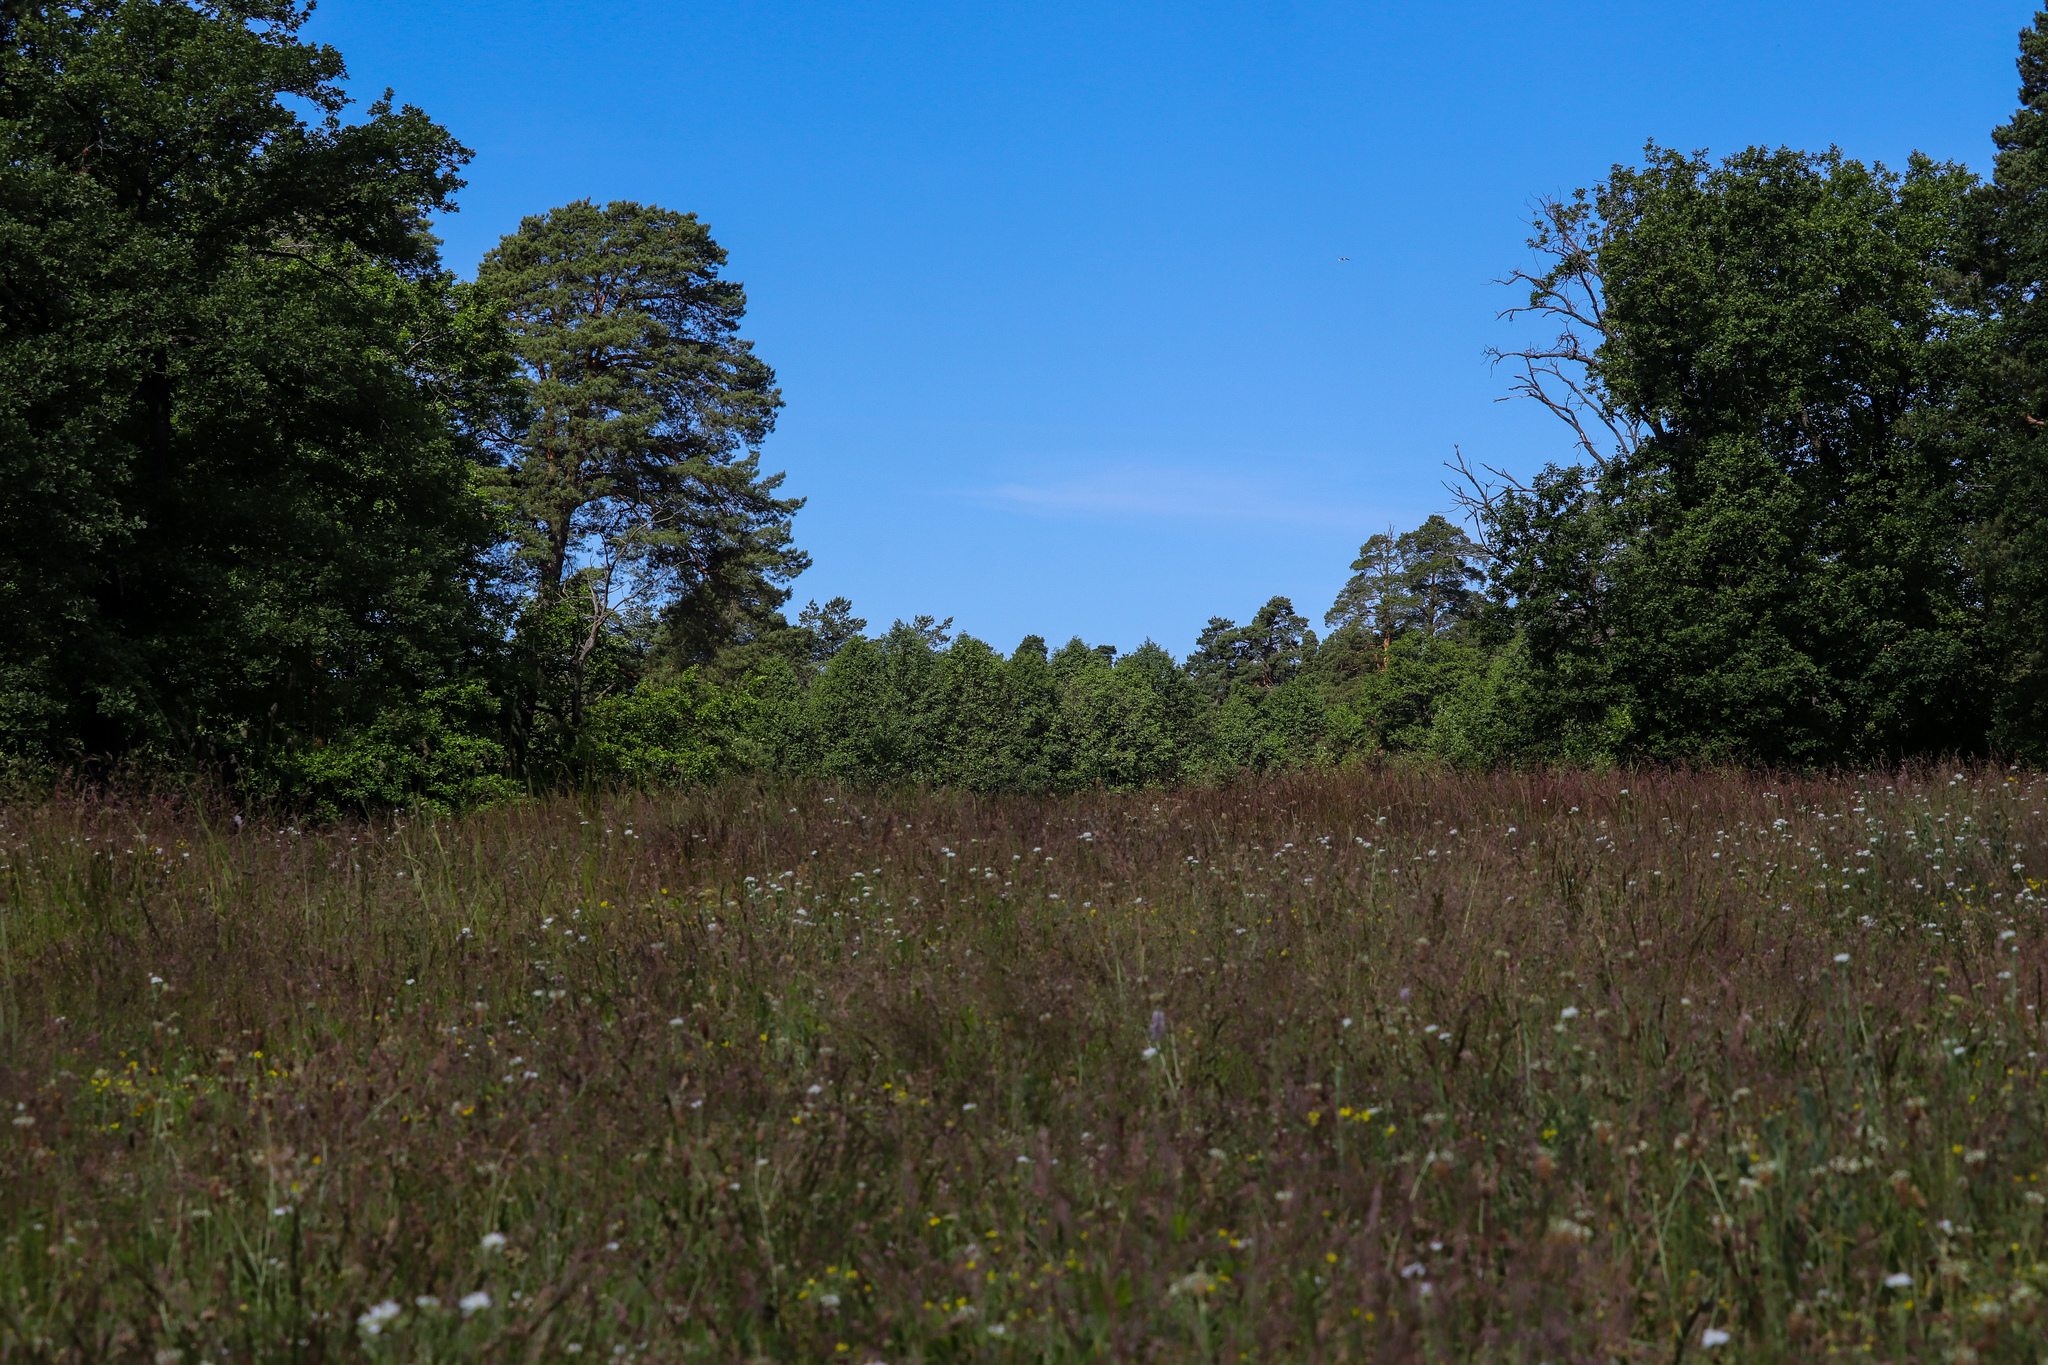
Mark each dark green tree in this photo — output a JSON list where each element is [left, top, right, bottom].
[[1316, 514, 1492, 753], [801, 621, 958, 786], [1186, 597, 1316, 697], [474, 199, 803, 735], [1004, 635, 1059, 790], [1399, 514, 1486, 639], [797, 596, 868, 666], [1325, 514, 1485, 673], [929, 635, 1022, 791], [803, 640, 900, 785], [892, 615, 955, 650], [1478, 144, 1983, 763], [1050, 635, 1107, 682], [684, 592, 863, 687], [0, 0, 503, 769], [1966, 8, 2048, 755], [1050, 663, 1181, 788], [1026, 638, 1192, 788], [1114, 640, 1207, 763], [1324, 528, 1406, 675]]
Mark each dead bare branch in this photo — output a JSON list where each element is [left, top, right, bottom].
[[1482, 192, 1654, 480], [1442, 445, 1556, 558]]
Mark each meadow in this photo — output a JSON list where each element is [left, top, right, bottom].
[[3, 766, 2046, 1363]]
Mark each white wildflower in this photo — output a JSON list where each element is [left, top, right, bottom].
[[356, 1300, 401, 1335]]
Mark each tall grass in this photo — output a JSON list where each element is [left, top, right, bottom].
[[3, 765, 2046, 1362]]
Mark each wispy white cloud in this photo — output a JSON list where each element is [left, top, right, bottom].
[[967, 463, 1375, 527]]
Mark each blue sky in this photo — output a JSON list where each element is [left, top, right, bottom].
[[308, 0, 2032, 657]]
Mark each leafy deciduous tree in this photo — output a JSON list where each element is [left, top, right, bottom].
[[0, 0, 502, 768], [1475, 144, 1983, 763], [1966, 8, 2048, 755]]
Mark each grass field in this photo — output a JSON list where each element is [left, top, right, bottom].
[[4, 766, 2047, 1363]]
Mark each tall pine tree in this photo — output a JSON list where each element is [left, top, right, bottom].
[[474, 200, 804, 741]]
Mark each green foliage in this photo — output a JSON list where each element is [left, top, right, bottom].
[[802, 632, 933, 787], [793, 629, 1213, 793], [473, 199, 803, 693], [1422, 636, 1628, 769], [27, 3, 2048, 803], [1486, 144, 1986, 765], [1326, 514, 1484, 667], [504, 592, 653, 781], [1966, 10, 2048, 755], [1045, 656, 1180, 788], [794, 596, 868, 666], [1315, 514, 1491, 756], [927, 635, 1027, 791], [573, 672, 737, 789], [1004, 635, 1061, 790], [1187, 596, 1316, 699], [0, 0, 505, 769], [1112, 640, 1209, 764], [276, 682, 518, 817], [1354, 632, 1491, 754]]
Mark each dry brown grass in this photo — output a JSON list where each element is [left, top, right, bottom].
[[4, 764, 2047, 1362]]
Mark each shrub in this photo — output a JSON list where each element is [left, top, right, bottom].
[[279, 682, 518, 816]]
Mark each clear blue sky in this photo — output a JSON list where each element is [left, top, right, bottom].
[[308, 0, 2032, 658]]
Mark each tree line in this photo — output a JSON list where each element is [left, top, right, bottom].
[[306, 512, 1500, 811], [10, 1, 2048, 808]]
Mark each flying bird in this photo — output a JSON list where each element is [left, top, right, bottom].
[[1339, 256, 1350, 260]]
